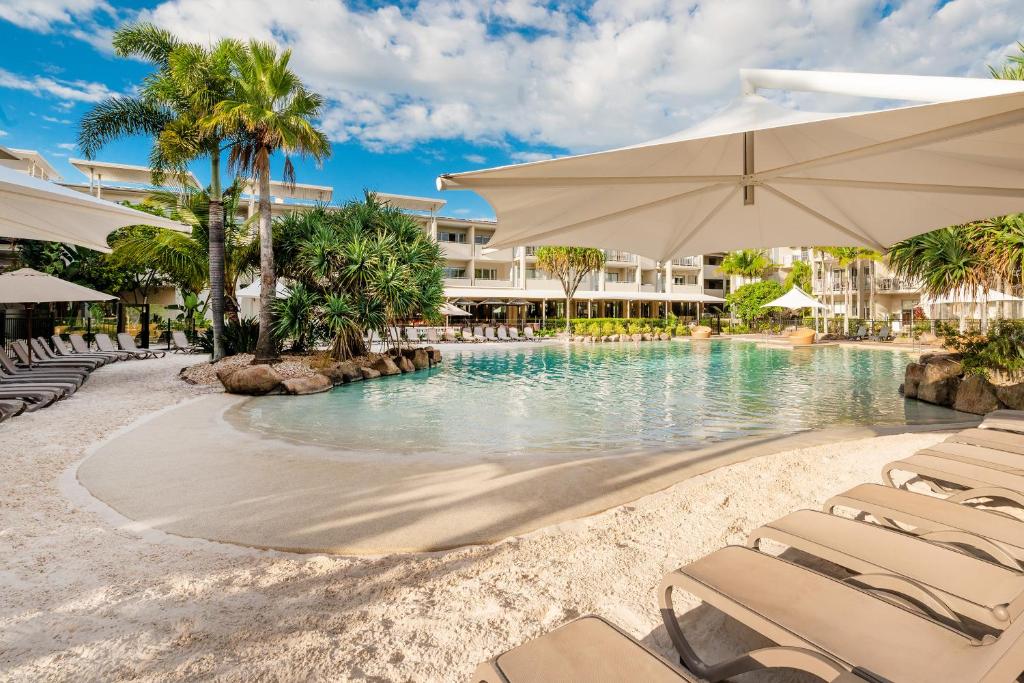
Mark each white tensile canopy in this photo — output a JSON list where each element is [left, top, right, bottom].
[[438, 69, 1024, 259], [0, 164, 190, 252], [762, 286, 826, 310], [922, 288, 1024, 305], [0, 267, 117, 304]]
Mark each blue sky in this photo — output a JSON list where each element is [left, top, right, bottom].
[[0, 0, 1022, 219]]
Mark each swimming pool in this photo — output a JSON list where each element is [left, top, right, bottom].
[[232, 340, 965, 457]]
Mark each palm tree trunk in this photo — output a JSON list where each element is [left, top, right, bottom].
[[208, 151, 226, 361], [253, 153, 279, 364], [565, 295, 572, 333], [843, 264, 851, 336], [869, 260, 876, 325]]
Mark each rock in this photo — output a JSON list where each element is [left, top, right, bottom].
[[584, 335, 594, 343], [320, 362, 362, 385], [218, 364, 283, 395], [411, 348, 429, 370], [903, 362, 924, 399], [360, 367, 381, 380], [995, 382, 1024, 410], [397, 356, 415, 373], [631, 333, 643, 342], [641, 333, 652, 341], [659, 332, 671, 341], [917, 376, 960, 407], [281, 375, 333, 395], [429, 349, 442, 364], [609, 334, 619, 342], [922, 355, 962, 384], [953, 374, 1001, 415], [373, 356, 401, 376]]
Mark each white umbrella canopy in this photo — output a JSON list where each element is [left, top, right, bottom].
[[762, 286, 826, 310], [0, 267, 117, 303], [439, 302, 471, 316], [922, 287, 1023, 305], [237, 280, 290, 299], [0, 165, 189, 252], [438, 69, 1024, 259]]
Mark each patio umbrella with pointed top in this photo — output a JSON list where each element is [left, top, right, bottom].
[[438, 69, 1024, 259], [0, 165, 189, 252], [0, 267, 117, 362], [762, 286, 827, 310]]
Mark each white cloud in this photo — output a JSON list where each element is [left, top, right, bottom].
[[0, 129, 7, 137], [0, 0, 112, 31], [56, 142, 76, 150], [509, 151, 555, 162], [24, 0, 1024, 156], [0, 67, 116, 102], [463, 153, 486, 164], [43, 115, 72, 124]]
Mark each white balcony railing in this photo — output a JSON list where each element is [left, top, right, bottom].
[[444, 277, 472, 287], [876, 277, 919, 292], [473, 279, 514, 288], [672, 257, 702, 267], [605, 250, 637, 263]]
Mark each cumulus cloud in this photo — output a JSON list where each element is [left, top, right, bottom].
[[0, 129, 7, 137], [509, 151, 556, 162], [12, 0, 1024, 155], [0, 0, 111, 31], [56, 142, 76, 149], [0, 67, 117, 102], [463, 153, 487, 164]]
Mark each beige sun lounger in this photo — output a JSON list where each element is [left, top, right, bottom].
[[661, 545, 1024, 683], [982, 411, 1024, 435], [882, 453, 1024, 508], [748, 509, 1024, 631], [949, 428, 1024, 456], [117, 333, 166, 358], [825, 483, 1024, 569], [473, 615, 690, 682], [171, 330, 202, 354], [523, 326, 535, 340]]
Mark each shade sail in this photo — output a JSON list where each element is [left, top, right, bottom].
[[0, 165, 190, 252], [0, 268, 117, 303], [438, 69, 1024, 259], [440, 302, 470, 316], [922, 288, 1024, 305], [237, 280, 290, 299], [762, 286, 826, 310]]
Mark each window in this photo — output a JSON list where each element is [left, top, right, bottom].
[[674, 275, 698, 286], [438, 231, 467, 243], [443, 267, 466, 279], [706, 255, 723, 266], [704, 279, 724, 290], [606, 272, 620, 283], [475, 268, 498, 280], [526, 268, 547, 279], [474, 233, 491, 245]]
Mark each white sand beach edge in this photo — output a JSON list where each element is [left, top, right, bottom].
[[1, 354, 948, 681]]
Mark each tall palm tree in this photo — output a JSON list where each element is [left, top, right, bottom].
[[206, 40, 330, 364], [78, 23, 241, 360], [720, 249, 772, 285], [887, 226, 994, 332]]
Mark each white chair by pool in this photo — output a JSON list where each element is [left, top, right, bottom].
[[443, 328, 458, 342], [405, 326, 420, 344], [424, 327, 439, 343], [474, 326, 485, 340], [524, 327, 535, 340], [497, 326, 510, 341], [485, 326, 497, 341], [509, 326, 522, 341]]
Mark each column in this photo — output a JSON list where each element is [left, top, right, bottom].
[[635, 261, 642, 291], [664, 261, 673, 294], [429, 214, 438, 240], [599, 265, 606, 291], [468, 225, 476, 286], [519, 246, 527, 288]]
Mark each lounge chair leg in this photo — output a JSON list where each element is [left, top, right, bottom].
[[946, 486, 1024, 510], [659, 572, 854, 682]]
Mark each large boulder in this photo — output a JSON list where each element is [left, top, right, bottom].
[[631, 333, 643, 342], [953, 374, 1001, 415], [429, 348, 442, 364], [217, 364, 283, 395], [917, 376, 960, 407], [922, 355, 962, 384], [397, 356, 415, 373], [360, 367, 381, 380], [995, 382, 1024, 410], [373, 356, 401, 376], [903, 362, 925, 399], [281, 374, 333, 395], [320, 361, 362, 386]]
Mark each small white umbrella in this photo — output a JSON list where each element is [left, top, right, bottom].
[[237, 280, 291, 299], [761, 286, 827, 310], [0, 267, 117, 362], [439, 69, 1024, 258], [0, 165, 189, 252]]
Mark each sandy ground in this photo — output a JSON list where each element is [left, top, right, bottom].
[[0, 354, 947, 682]]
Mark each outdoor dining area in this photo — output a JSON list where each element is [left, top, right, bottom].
[[0, 157, 186, 423]]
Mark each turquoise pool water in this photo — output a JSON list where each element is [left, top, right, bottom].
[[234, 341, 964, 457]]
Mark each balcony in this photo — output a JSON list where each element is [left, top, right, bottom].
[[876, 277, 919, 292], [472, 279, 514, 288], [605, 281, 639, 292], [605, 250, 637, 263], [525, 278, 562, 291], [477, 246, 515, 262], [672, 257, 702, 267], [440, 242, 473, 260], [444, 277, 472, 287]]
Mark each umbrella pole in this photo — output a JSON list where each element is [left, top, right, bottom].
[[25, 303, 33, 364]]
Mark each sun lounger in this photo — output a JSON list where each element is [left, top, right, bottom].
[[485, 326, 498, 341], [850, 325, 868, 341], [825, 483, 1024, 569], [442, 328, 457, 342], [459, 326, 477, 342], [474, 325, 486, 341], [49, 335, 111, 365], [497, 325, 510, 341], [949, 428, 1024, 455], [473, 615, 688, 683], [869, 325, 892, 342], [405, 326, 420, 344], [31, 338, 101, 369], [69, 334, 128, 362], [0, 399, 27, 421], [0, 385, 61, 410], [748, 509, 1024, 631], [424, 327, 439, 344], [882, 453, 1024, 508], [660, 545, 1024, 683], [982, 410, 1024, 435], [509, 326, 523, 341], [171, 330, 202, 354], [0, 352, 86, 385], [117, 333, 166, 358], [13, 340, 95, 371], [524, 326, 535, 340]]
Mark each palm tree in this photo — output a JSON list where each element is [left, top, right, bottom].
[[110, 185, 260, 317], [78, 23, 241, 361], [887, 226, 994, 332], [817, 247, 880, 334], [533, 247, 606, 333], [720, 249, 772, 285], [206, 40, 330, 364]]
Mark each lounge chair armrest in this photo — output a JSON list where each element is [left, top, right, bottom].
[[844, 572, 967, 631], [918, 529, 1023, 572], [659, 570, 854, 682], [946, 486, 1024, 510]]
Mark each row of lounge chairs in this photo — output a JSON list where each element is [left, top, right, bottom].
[[375, 326, 538, 345], [476, 410, 1024, 682], [849, 324, 894, 342], [0, 333, 166, 424]]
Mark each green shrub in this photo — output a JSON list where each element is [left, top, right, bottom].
[[200, 316, 268, 356], [947, 320, 1024, 377]]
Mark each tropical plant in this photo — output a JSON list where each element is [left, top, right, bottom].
[[720, 249, 773, 284], [79, 23, 242, 360], [533, 247, 606, 333], [725, 280, 785, 325], [205, 40, 331, 364], [783, 259, 812, 292], [947, 319, 1024, 377], [198, 316, 263, 355], [887, 225, 995, 332], [272, 193, 445, 359]]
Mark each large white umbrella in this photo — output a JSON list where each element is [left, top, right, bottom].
[[0, 164, 189, 252], [438, 69, 1024, 258], [762, 286, 827, 310], [922, 288, 1023, 305], [440, 302, 470, 316], [0, 267, 117, 362]]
